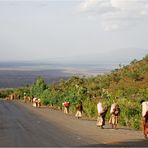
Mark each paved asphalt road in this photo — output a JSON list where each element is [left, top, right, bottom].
[[0, 100, 148, 147]]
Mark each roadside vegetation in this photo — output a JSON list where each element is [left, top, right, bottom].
[[0, 55, 148, 129]]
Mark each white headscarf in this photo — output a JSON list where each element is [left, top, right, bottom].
[[110, 103, 116, 114], [142, 101, 148, 117], [97, 102, 103, 114]]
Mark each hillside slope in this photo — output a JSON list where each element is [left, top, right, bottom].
[[1, 55, 148, 129]]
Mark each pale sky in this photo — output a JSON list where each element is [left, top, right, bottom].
[[0, 0, 148, 63]]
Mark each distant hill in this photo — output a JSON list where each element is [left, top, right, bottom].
[[107, 55, 148, 98]]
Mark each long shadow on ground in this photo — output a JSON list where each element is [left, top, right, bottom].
[[81, 139, 148, 147]]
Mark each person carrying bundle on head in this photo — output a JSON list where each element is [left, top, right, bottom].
[[63, 100, 70, 114], [141, 100, 148, 138], [75, 101, 83, 119]]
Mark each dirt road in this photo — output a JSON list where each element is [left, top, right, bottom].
[[0, 100, 148, 147]]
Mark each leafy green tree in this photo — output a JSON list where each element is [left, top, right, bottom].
[[31, 77, 47, 98], [0, 89, 13, 98], [15, 87, 30, 99]]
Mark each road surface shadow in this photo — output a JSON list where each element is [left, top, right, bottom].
[[81, 139, 148, 147], [103, 127, 138, 131]]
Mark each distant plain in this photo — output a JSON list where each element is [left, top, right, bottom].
[[0, 61, 113, 88]]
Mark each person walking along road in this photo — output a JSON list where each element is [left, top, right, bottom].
[[141, 100, 148, 138], [75, 101, 83, 119]]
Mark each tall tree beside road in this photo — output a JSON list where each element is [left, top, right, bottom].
[[31, 77, 47, 98]]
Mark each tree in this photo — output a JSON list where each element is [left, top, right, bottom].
[[31, 77, 47, 98]]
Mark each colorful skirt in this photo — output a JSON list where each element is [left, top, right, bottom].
[[109, 114, 118, 125], [97, 116, 103, 126], [75, 111, 82, 118]]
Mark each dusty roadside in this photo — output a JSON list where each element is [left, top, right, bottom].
[[16, 100, 148, 147]]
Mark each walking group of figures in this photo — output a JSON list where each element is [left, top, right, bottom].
[[97, 100, 148, 139], [62, 99, 148, 139], [62, 99, 120, 129], [62, 101, 83, 119], [97, 100, 120, 129], [21, 93, 148, 139], [23, 93, 41, 108]]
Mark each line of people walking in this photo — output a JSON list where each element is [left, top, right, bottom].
[[97, 100, 120, 129], [23, 93, 41, 108], [62, 99, 121, 130], [62, 100, 83, 119], [22, 93, 148, 138], [75, 101, 83, 119]]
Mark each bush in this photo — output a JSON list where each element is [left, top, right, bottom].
[[83, 100, 98, 118], [117, 99, 141, 129]]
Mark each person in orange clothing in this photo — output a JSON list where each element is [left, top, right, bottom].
[[141, 100, 148, 138]]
